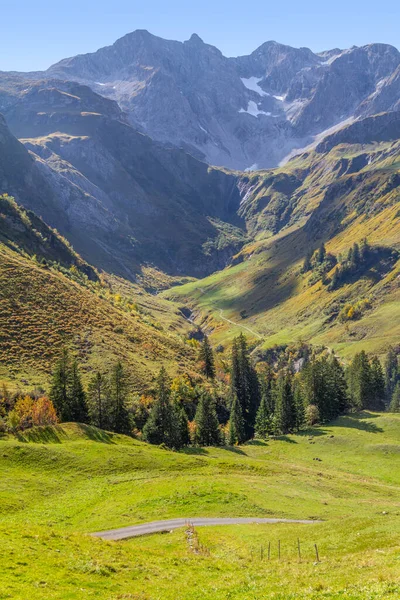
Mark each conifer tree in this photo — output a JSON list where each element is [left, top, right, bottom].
[[369, 356, 386, 411], [109, 361, 131, 434], [293, 379, 306, 431], [389, 382, 400, 413], [194, 392, 221, 446], [347, 351, 372, 410], [177, 405, 190, 447], [143, 367, 183, 448], [50, 348, 72, 421], [302, 249, 313, 273], [329, 355, 348, 415], [199, 335, 215, 379], [230, 334, 260, 439], [274, 371, 296, 434], [228, 393, 245, 445], [384, 347, 399, 404], [87, 372, 109, 429], [317, 243, 326, 264], [69, 360, 89, 423], [254, 393, 272, 439]]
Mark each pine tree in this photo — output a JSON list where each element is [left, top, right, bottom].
[[329, 355, 348, 415], [302, 249, 313, 273], [109, 361, 131, 434], [143, 367, 182, 448], [254, 393, 272, 439], [177, 405, 190, 447], [194, 392, 221, 446], [389, 382, 400, 413], [352, 242, 360, 267], [347, 351, 372, 410], [228, 393, 245, 445], [317, 243, 326, 264], [384, 347, 399, 404], [274, 371, 296, 434], [369, 356, 386, 411], [230, 334, 260, 439], [293, 380, 306, 431], [49, 348, 72, 421], [87, 372, 109, 429], [69, 360, 89, 423], [199, 335, 215, 379]]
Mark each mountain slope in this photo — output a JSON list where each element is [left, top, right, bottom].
[[0, 195, 197, 389], [0, 79, 245, 278], [165, 121, 400, 358], [21, 31, 400, 170]]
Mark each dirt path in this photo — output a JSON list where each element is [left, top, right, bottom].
[[92, 517, 320, 541], [218, 309, 263, 339]]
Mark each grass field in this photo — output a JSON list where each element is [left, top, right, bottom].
[[1, 412, 400, 599]]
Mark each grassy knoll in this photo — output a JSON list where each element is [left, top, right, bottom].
[[1, 413, 400, 598]]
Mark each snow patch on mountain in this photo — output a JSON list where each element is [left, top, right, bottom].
[[241, 77, 269, 97], [239, 101, 272, 117]]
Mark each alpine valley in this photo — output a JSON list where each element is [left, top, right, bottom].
[[0, 30, 399, 387]]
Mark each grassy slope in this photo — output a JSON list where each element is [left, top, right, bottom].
[[0, 413, 400, 599], [0, 234, 196, 391], [165, 141, 400, 357]]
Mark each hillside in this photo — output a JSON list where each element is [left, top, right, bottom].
[[0, 79, 245, 278], [0, 195, 197, 389], [166, 127, 400, 358], [1, 413, 400, 598]]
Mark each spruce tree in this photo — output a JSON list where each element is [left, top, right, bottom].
[[50, 348, 72, 421], [87, 372, 109, 429], [199, 335, 215, 379], [177, 405, 190, 447], [109, 361, 131, 434], [384, 347, 399, 404], [302, 249, 313, 273], [274, 371, 296, 434], [317, 243, 326, 264], [230, 334, 260, 439], [293, 380, 306, 431], [389, 382, 400, 413], [347, 351, 372, 410], [143, 367, 182, 448], [194, 392, 220, 446], [254, 393, 272, 439], [228, 393, 245, 445], [69, 360, 89, 423], [369, 357, 386, 411]]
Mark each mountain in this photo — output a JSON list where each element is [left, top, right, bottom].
[[165, 119, 400, 358], [0, 194, 198, 388], [21, 31, 400, 170], [0, 78, 245, 278]]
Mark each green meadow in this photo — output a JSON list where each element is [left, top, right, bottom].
[[1, 412, 400, 599]]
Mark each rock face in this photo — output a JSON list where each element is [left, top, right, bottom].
[[31, 32, 400, 169], [0, 83, 245, 278]]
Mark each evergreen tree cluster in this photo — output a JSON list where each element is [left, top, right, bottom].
[[50, 349, 131, 434], [45, 337, 398, 450], [347, 351, 386, 411]]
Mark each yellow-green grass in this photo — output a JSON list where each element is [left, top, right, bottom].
[[0, 243, 196, 392], [1, 413, 400, 598], [165, 168, 400, 358]]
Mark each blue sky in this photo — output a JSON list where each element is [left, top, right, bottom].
[[2, 0, 399, 71]]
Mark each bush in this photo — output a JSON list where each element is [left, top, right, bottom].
[[305, 404, 320, 426]]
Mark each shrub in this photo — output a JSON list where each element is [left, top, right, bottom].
[[305, 404, 320, 426]]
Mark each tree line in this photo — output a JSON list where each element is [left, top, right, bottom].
[[1, 336, 399, 443]]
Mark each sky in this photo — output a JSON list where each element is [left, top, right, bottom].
[[1, 0, 400, 72]]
